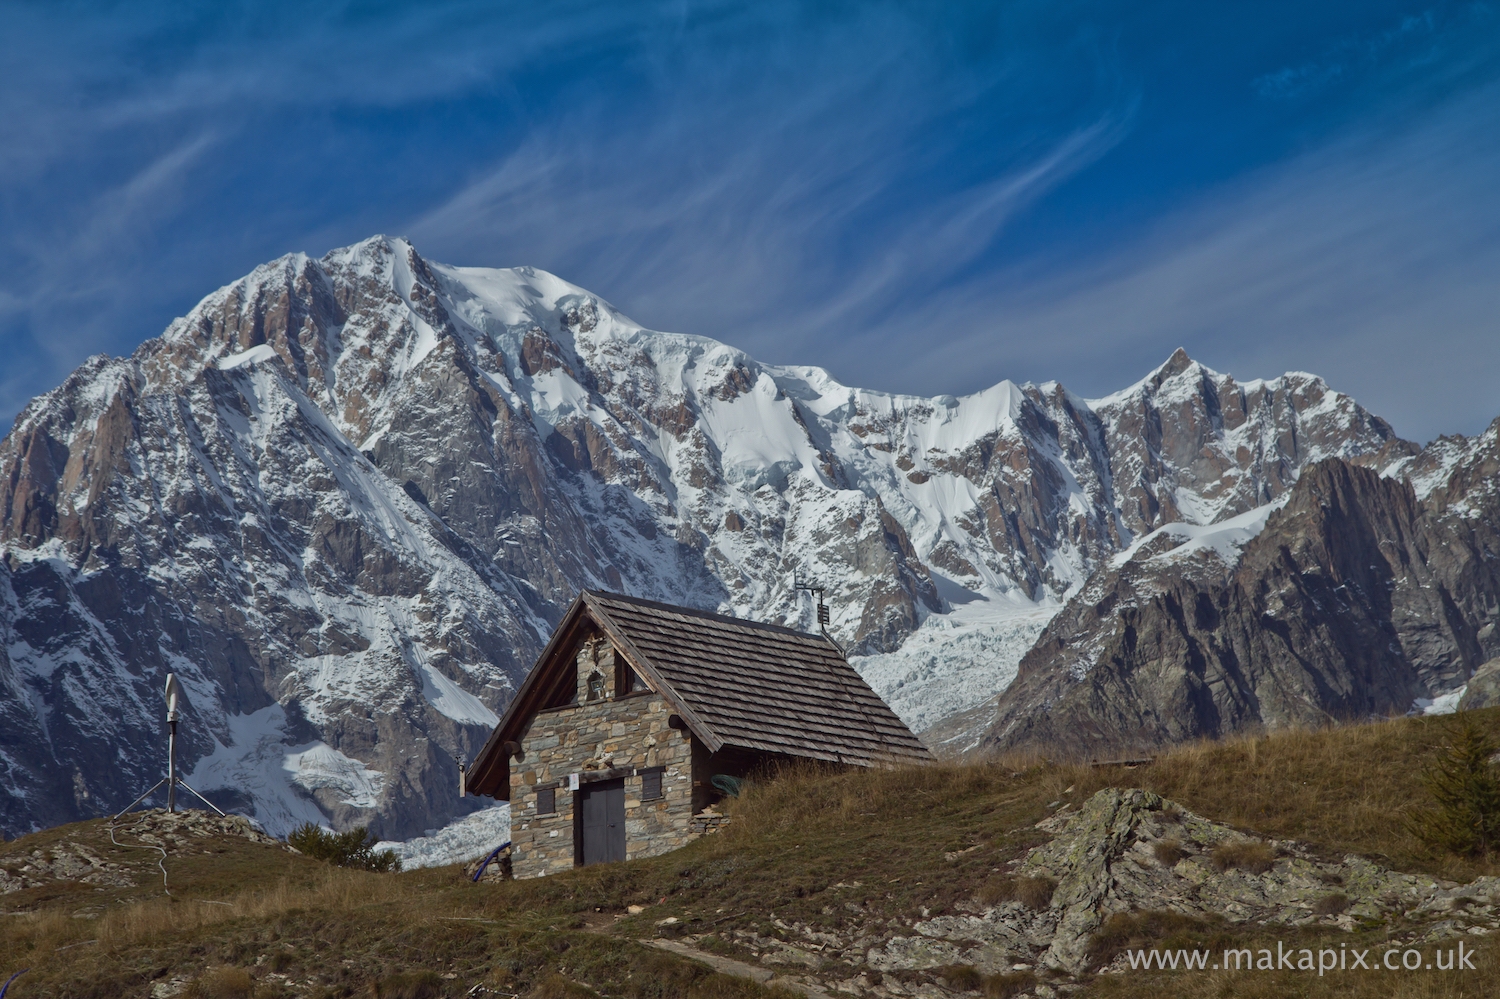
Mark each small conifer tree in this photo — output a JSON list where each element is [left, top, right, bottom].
[[1407, 716, 1500, 857], [287, 823, 402, 872]]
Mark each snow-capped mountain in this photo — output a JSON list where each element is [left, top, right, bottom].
[[0, 236, 1403, 838]]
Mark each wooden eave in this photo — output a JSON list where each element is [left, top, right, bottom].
[[464, 595, 589, 798]]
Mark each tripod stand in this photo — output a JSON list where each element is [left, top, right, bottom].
[[114, 674, 227, 820]]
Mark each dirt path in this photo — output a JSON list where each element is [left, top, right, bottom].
[[577, 914, 832, 998], [642, 938, 833, 998]]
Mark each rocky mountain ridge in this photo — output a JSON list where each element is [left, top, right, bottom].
[[983, 421, 1500, 758], [0, 236, 1409, 838]]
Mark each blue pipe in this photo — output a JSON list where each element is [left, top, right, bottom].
[[471, 841, 512, 882], [1, 970, 28, 997]]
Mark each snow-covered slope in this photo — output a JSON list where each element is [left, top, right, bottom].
[[0, 237, 1405, 838]]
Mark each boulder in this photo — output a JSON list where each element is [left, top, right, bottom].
[[1460, 658, 1500, 710]]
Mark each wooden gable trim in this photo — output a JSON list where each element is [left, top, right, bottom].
[[466, 595, 595, 797], [465, 590, 725, 798], [580, 591, 724, 754]]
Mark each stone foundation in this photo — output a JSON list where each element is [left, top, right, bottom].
[[691, 808, 731, 836]]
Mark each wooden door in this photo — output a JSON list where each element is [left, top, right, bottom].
[[578, 778, 626, 865]]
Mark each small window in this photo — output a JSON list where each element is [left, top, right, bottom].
[[617, 659, 637, 695], [586, 670, 605, 701], [641, 769, 663, 801], [536, 786, 556, 814]]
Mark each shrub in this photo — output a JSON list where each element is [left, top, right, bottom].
[[1312, 892, 1351, 916], [1209, 840, 1275, 874], [936, 964, 983, 991], [983, 971, 1036, 999], [975, 875, 1056, 909], [1407, 716, 1500, 857], [1152, 838, 1186, 867], [370, 971, 443, 999], [286, 823, 401, 872], [186, 966, 254, 999]]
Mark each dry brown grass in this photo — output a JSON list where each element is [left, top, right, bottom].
[[980, 875, 1056, 909], [1152, 838, 1186, 867], [1086, 910, 1226, 969], [2, 907, 80, 951], [983, 970, 1037, 998], [935, 963, 984, 990], [1210, 840, 1277, 874], [1, 840, 808, 998], [368, 970, 445, 999], [1312, 891, 1352, 915], [531, 975, 601, 999], [185, 965, 255, 999], [87, 866, 410, 953], [8, 708, 1500, 999], [1032, 709, 1500, 881], [724, 757, 1029, 835]]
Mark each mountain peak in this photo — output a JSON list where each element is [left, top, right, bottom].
[[0, 236, 1416, 840], [1159, 346, 1194, 378], [1139, 346, 1206, 394]]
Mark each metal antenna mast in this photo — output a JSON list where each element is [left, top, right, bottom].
[[115, 673, 227, 820], [793, 570, 889, 755], [794, 571, 845, 658]]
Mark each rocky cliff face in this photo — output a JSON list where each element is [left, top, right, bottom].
[[0, 236, 1404, 838], [983, 421, 1500, 759]]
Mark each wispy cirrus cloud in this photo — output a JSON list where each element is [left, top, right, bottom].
[[1251, 3, 1500, 109], [410, 100, 1134, 353], [0, 133, 218, 420], [409, 4, 1136, 361], [1, 1, 1498, 444], [1253, 9, 1439, 99], [885, 83, 1500, 442]]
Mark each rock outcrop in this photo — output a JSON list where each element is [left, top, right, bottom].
[[0, 808, 282, 894], [866, 788, 1500, 977], [984, 423, 1500, 758], [1460, 659, 1500, 710]]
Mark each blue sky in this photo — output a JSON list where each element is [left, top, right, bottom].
[[2, 2, 1498, 442]]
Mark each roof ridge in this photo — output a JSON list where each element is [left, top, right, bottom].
[[583, 589, 831, 643]]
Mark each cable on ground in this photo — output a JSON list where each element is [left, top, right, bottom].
[[108, 816, 170, 896]]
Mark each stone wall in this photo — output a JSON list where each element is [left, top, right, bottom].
[[508, 633, 695, 878], [690, 808, 730, 837]]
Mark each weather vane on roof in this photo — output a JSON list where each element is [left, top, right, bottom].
[[794, 570, 844, 657]]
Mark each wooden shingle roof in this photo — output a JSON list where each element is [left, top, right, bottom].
[[466, 591, 930, 797], [589, 591, 931, 765]]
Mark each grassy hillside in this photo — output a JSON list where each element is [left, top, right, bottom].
[[5, 708, 1500, 998]]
